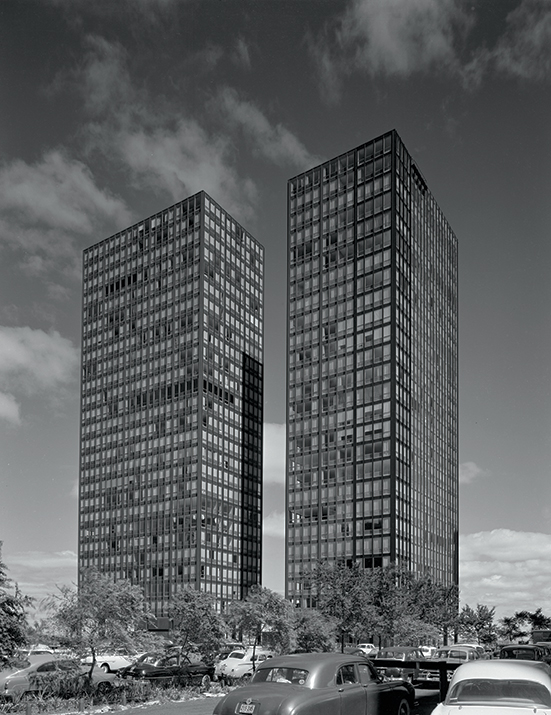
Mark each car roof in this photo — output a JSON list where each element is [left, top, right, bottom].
[[255, 651, 372, 686], [451, 659, 551, 685]]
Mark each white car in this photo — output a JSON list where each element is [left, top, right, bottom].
[[357, 643, 377, 656], [215, 649, 274, 683], [81, 653, 136, 673], [431, 659, 551, 715], [2, 659, 119, 699]]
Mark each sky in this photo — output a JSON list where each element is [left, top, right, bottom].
[[0, 0, 550, 623]]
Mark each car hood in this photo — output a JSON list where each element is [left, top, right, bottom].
[[214, 683, 310, 714]]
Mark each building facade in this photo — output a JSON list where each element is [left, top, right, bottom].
[[286, 130, 458, 604], [79, 191, 264, 615]]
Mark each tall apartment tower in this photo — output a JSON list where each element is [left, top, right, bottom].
[[79, 191, 264, 615], [286, 130, 458, 604]]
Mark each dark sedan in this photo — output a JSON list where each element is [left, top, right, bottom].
[[212, 652, 414, 715], [499, 644, 551, 664], [119, 651, 213, 688]]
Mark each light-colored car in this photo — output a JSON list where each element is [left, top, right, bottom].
[[431, 659, 551, 714], [2, 659, 118, 699], [215, 648, 274, 683], [225, 651, 275, 683], [357, 643, 377, 656], [81, 652, 136, 673], [213, 653, 414, 715]]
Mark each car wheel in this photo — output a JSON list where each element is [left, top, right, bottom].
[[100, 664, 110, 673], [200, 674, 211, 690], [397, 698, 410, 715], [240, 673, 252, 684], [96, 681, 112, 695]]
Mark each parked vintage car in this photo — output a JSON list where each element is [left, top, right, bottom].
[[430, 660, 551, 715], [375, 647, 425, 683], [2, 659, 118, 699], [419, 645, 481, 685], [81, 652, 137, 673], [119, 651, 213, 688], [213, 652, 415, 715], [215, 648, 275, 683], [499, 644, 551, 664]]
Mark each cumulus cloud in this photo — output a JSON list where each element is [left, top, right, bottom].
[[217, 88, 323, 171], [119, 122, 257, 222], [460, 530, 551, 617], [459, 461, 488, 484], [0, 151, 130, 280], [311, 0, 551, 98], [74, 36, 257, 222], [263, 511, 285, 539], [493, 0, 551, 80], [310, 0, 471, 100], [0, 326, 79, 423], [263, 423, 286, 485], [343, 0, 469, 76]]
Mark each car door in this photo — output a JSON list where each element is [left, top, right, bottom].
[[336, 664, 368, 715], [357, 662, 381, 715]]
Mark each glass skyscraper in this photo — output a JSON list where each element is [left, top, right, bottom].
[[286, 130, 458, 604], [79, 191, 264, 615]]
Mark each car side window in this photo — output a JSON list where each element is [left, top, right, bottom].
[[357, 663, 373, 685], [337, 665, 358, 685], [37, 662, 56, 672]]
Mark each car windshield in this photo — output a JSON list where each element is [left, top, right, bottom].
[[447, 679, 551, 707], [228, 652, 245, 660], [252, 667, 309, 686]]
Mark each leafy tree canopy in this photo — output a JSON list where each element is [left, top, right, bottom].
[[168, 585, 226, 661], [225, 585, 295, 654], [0, 542, 31, 663], [44, 568, 158, 666]]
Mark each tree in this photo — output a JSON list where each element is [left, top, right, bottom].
[[498, 615, 526, 643], [457, 604, 496, 646], [44, 568, 157, 671], [0, 542, 31, 663], [225, 586, 295, 655], [305, 560, 377, 649], [411, 575, 459, 645], [515, 608, 551, 635], [292, 607, 337, 653], [168, 585, 226, 661]]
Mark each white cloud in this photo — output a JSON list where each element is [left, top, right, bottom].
[[459, 461, 488, 484], [0, 326, 79, 422], [460, 530, 551, 617], [263, 423, 286, 485], [119, 122, 257, 223], [343, 0, 469, 76], [263, 511, 285, 539], [0, 392, 21, 426], [217, 88, 322, 171], [74, 36, 257, 223], [232, 38, 252, 70], [0, 151, 130, 279], [493, 0, 551, 80], [310, 0, 471, 98], [0, 151, 129, 236]]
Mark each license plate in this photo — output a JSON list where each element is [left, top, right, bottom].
[[239, 704, 256, 714]]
